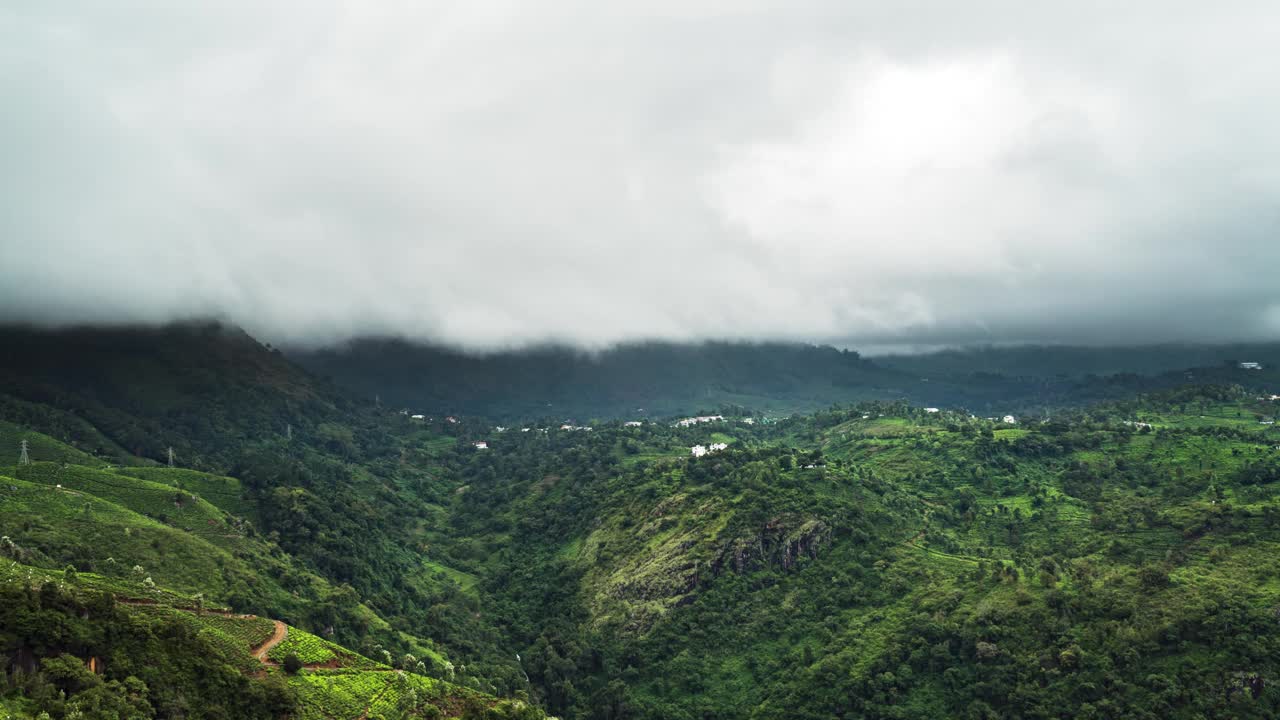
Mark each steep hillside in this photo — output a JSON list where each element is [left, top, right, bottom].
[[0, 456, 447, 664]]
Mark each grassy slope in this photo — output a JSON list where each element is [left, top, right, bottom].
[[0, 419, 107, 467], [115, 466, 258, 520]]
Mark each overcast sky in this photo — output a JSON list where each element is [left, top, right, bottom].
[[3, 2, 1279, 351]]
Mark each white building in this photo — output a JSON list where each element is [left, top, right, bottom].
[[410, 414, 426, 421], [675, 415, 725, 427], [924, 407, 940, 413], [692, 442, 728, 457], [473, 441, 489, 450], [1002, 415, 1017, 424], [1240, 362, 1263, 370], [741, 417, 756, 425], [624, 421, 643, 427]]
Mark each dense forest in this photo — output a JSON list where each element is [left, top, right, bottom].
[[2, 324, 1279, 718]]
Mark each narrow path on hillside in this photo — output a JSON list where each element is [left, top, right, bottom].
[[253, 620, 287, 662], [115, 597, 254, 618]]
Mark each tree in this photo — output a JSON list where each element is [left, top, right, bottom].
[[282, 653, 304, 675]]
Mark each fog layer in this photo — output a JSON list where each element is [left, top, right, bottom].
[[3, 2, 1279, 349]]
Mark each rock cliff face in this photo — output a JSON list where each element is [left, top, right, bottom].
[[588, 509, 832, 633], [713, 517, 830, 575]]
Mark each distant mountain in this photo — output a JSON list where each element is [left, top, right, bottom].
[[289, 338, 914, 420], [288, 337, 1280, 421], [5, 323, 1275, 427], [876, 342, 1280, 379]]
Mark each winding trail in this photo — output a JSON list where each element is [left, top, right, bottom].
[[252, 620, 288, 663]]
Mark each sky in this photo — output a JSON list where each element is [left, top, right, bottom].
[[3, 1, 1280, 351]]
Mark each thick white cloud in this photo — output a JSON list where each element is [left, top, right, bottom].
[[2, 1, 1279, 349]]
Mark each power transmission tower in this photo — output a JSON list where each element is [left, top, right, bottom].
[[18, 439, 30, 465], [286, 423, 292, 441], [167, 447, 175, 468], [375, 394, 381, 409]]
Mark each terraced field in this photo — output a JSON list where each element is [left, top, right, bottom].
[[9, 461, 237, 539], [118, 466, 257, 519]]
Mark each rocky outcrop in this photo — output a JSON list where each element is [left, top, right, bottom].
[[712, 517, 831, 576], [591, 512, 832, 634]]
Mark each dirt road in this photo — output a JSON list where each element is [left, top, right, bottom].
[[252, 620, 288, 662]]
